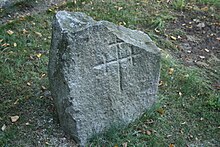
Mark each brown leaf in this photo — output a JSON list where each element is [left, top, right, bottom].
[[157, 108, 165, 115], [169, 143, 175, 147], [19, 16, 26, 21], [1, 43, 10, 47], [201, 6, 209, 11], [146, 130, 151, 135], [34, 31, 42, 37], [7, 30, 14, 35], [22, 29, 28, 34], [36, 53, 42, 58], [168, 68, 174, 75], [159, 80, 164, 86], [10, 115, 19, 122], [170, 36, 177, 40]]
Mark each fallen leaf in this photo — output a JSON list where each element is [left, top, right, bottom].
[[0, 39, 3, 43], [199, 56, 205, 59], [146, 130, 151, 135], [13, 43, 17, 47], [189, 134, 193, 138], [178, 92, 182, 96], [7, 30, 14, 35], [2, 43, 10, 47], [170, 36, 177, 40], [122, 142, 127, 147], [34, 31, 42, 37], [22, 29, 28, 34], [154, 28, 160, 33], [169, 143, 175, 147], [168, 68, 174, 75], [217, 37, 220, 41], [25, 122, 30, 125], [48, 8, 53, 12], [36, 53, 42, 58], [27, 82, 31, 86], [118, 6, 123, 11], [167, 134, 172, 138], [41, 86, 46, 91], [119, 21, 126, 26], [146, 119, 154, 124], [10, 115, 19, 123], [157, 108, 165, 115], [201, 6, 209, 11], [197, 22, 205, 28], [187, 50, 192, 53], [31, 21, 36, 26], [179, 128, 184, 134], [181, 122, 186, 124], [204, 49, 209, 52], [14, 99, 19, 105], [19, 15, 26, 21], [159, 80, 163, 86], [1, 124, 6, 131], [200, 117, 204, 121], [41, 73, 46, 78], [193, 19, 200, 23], [114, 145, 118, 147]]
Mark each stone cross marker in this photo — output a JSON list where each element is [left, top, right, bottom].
[[49, 11, 161, 146]]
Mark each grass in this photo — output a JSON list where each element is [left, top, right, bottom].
[[172, 0, 186, 11], [0, 0, 219, 146]]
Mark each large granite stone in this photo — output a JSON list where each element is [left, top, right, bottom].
[[49, 11, 161, 146]]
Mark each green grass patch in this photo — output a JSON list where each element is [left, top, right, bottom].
[[197, 0, 220, 8], [172, 0, 186, 11]]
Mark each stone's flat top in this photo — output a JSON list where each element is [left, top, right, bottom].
[[55, 11, 160, 54], [56, 11, 96, 33]]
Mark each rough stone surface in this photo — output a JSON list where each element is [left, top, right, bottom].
[[49, 11, 161, 146], [0, 0, 20, 8]]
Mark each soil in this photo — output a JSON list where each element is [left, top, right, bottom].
[[0, 0, 67, 25], [165, 8, 220, 89]]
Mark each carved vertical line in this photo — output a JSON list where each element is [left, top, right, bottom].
[[130, 46, 134, 65], [103, 55, 107, 75], [116, 45, 122, 93]]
